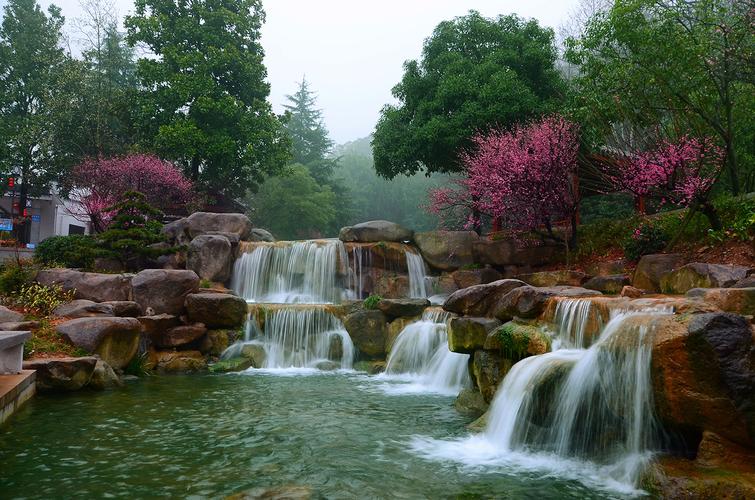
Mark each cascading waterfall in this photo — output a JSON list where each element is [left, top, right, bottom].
[[231, 240, 348, 304], [410, 298, 674, 492], [382, 309, 470, 395], [406, 250, 429, 299], [348, 245, 372, 300]]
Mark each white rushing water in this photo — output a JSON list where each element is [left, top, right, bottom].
[[378, 310, 470, 396], [408, 299, 673, 494], [231, 240, 348, 304], [406, 250, 429, 299]]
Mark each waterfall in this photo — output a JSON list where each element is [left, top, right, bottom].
[[231, 240, 347, 304], [382, 309, 470, 394], [406, 250, 429, 298], [348, 245, 372, 300], [409, 299, 673, 492]]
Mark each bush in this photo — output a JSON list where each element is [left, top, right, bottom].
[[0, 259, 36, 296], [35, 235, 98, 269], [12, 283, 75, 316], [363, 294, 382, 310], [623, 222, 669, 261]]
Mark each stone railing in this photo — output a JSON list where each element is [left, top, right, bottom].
[[0, 331, 30, 374]]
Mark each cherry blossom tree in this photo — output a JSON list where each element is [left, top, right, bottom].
[[430, 115, 581, 246], [69, 154, 194, 232]]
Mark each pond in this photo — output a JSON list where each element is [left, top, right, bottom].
[[1, 371, 623, 499]]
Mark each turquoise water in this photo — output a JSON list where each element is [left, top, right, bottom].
[[1, 372, 621, 499]]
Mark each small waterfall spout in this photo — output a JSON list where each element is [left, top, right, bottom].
[[406, 250, 429, 299], [383, 309, 470, 394], [231, 240, 348, 304]]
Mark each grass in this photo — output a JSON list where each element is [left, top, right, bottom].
[[23, 317, 88, 359]]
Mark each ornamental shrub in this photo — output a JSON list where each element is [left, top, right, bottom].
[[35, 235, 98, 269], [622, 222, 668, 261], [363, 295, 382, 310]]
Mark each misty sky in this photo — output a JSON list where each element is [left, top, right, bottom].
[[7, 0, 581, 144]]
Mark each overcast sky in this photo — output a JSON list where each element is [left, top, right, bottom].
[[9, 0, 580, 144]]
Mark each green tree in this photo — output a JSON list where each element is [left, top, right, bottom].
[[125, 0, 290, 201], [0, 0, 69, 243], [250, 165, 336, 240], [372, 10, 565, 178], [566, 0, 755, 193]]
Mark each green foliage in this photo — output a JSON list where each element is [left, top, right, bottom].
[[0, 259, 35, 296], [622, 222, 669, 261], [284, 77, 335, 175], [96, 191, 175, 270], [580, 194, 635, 225], [199, 278, 213, 289], [12, 283, 74, 316], [707, 195, 755, 243], [23, 318, 87, 359], [373, 11, 565, 178], [35, 235, 98, 269], [125, 0, 290, 199], [496, 323, 531, 360], [124, 352, 152, 377], [250, 165, 336, 240], [363, 295, 382, 310]]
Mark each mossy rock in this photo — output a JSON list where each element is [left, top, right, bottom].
[[490, 321, 551, 360], [209, 357, 254, 373]]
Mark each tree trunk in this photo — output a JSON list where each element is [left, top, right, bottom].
[[700, 200, 722, 232], [191, 156, 200, 182], [724, 136, 740, 195], [17, 175, 29, 246]]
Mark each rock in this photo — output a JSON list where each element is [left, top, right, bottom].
[[205, 330, 231, 357], [472, 350, 507, 402], [0, 305, 24, 323], [315, 360, 340, 371], [155, 323, 207, 348], [734, 275, 755, 288], [147, 350, 207, 373], [443, 279, 526, 317], [517, 270, 589, 287], [372, 273, 409, 299], [632, 253, 684, 292], [643, 455, 755, 499], [376, 298, 430, 319], [487, 321, 551, 357], [228, 486, 313, 500], [241, 343, 267, 368], [426, 274, 458, 296], [451, 268, 503, 289], [386, 317, 420, 353], [353, 360, 386, 375], [88, 359, 123, 390], [454, 388, 489, 418], [467, 411, 489, 433], [22, 356, 97, 391], [102, 301, 142, 318], [697, 288, 755, 316], [343, 310, 388, 359], [448, 317, 501, 354], [57, 317, 141, 370], [186, 212, 252, 240], [661, 263, 750, 294], [472, 238, 515, 266], [185, 293, 247, 328], [583, 275, 630, 294], [162, 218, 192, 245], [414, 231, 479, 271], [620, 285, 645, 298], [92, 257, 125, 273], [187, 234, 233, 283], [249, 228, 275, 242], [338, 220, 413, 243], [0, 321, 39, 331], [132, 269, 199, 315], [492, 286, 600, 321], [36, 269, 132, 302], [209, 357, 254, 373], [696, 431, 755, 471], [53, 300, 113, 318], [138, 314, 181, 340], [651, 313, 755, 448], [585, 259, 628, 276], [344, 242, 412, 272]]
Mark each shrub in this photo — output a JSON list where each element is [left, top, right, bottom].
[[13, 283, 75, 316], [35, 235, 98, 269], [363, 294, 382, 310], [0, 259, 36, 296], [623, 222, 669, 261]]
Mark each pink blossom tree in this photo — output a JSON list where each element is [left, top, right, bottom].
[[430, 115, 581, 246], [69, 154, 195, 232], [604, 135, 724, 229]]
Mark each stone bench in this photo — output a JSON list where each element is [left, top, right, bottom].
[[0, 331, 31, 374]]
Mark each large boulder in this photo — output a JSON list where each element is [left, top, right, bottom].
[[147, 350, 207, 373], [447, 317, 501, 354], [102, 301, 142, 318], [343, 310, 388, 359], [486, 321, 551, 357], [187, 234, 233, 283], [344, 242, 412, 272], [162, 218, 192, 245], [443, 279, 526, 317], [185, 293, 247, 328], [36, 269, 132, 302], [154, 323, 207, 348], [22, 356, 97, 391], [583, 275, 631, 294], [53, 300, 113, 319], [695, 287, 755, 316], [338, 220, 413, 243], [661, 263, 750, 294], [132, 269, 199, 315], [376, 298, 429, 319], [414, 231, 479, 271], [491, 286, 600, 321], [517, 270, 589, 287], [472, 350, 508, 403], [138, 314, 181, 340], [0, 305, 24, 323], [372, 273, 409, 299], [57, 317, 141, 369], [632, 253, 684, 292], [651, 313, 755, 448], [88, 359, 123, 390], [249, 228, 275, 242], [451, 268, 503, 289], [454, 388, 489, 418], [473, 239, 515, 267], [186, 212, 252, 240], [734, 275, 755, 288]]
